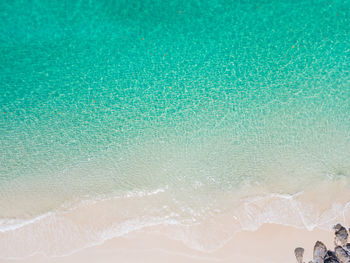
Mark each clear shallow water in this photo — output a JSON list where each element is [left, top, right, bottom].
[[0, 0, 349, 257]]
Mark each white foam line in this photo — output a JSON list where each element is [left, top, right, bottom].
[[0, 186, 170, 234], [0, 212, 52, 233], [0, 218, 181, 260], [342, 201, 350, 223]]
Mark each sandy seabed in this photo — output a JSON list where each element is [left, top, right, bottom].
[[0, 223, 335, 263]]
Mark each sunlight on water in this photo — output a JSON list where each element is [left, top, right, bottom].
[[0, 0, 349, 258]]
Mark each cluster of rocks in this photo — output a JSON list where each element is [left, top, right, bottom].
[[295, 224, 350, 263]]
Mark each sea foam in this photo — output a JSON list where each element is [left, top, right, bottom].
[[1, 184, 350, 258]]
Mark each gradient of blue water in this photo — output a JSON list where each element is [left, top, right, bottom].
[[0, 0, 349, 216]]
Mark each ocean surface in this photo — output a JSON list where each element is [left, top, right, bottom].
[[0, 0, 349, 258]]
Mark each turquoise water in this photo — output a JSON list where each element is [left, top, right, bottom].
[[0, 0, 349, 257]]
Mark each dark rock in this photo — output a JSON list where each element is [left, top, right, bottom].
[[325, 250, 340, 263], [314, 241, 327, 263], [292, 224, 350, 263], [334, 246, 350, 263], [326, 250, 338, 258], [334, 224, 348, 246], [295, 247, 305, 263], [334, 224, 344, 231], [325, 258, 340, 263], [344, 243, 350, 254]]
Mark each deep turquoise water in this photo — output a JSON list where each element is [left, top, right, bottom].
[[0, 0, 349, 257]]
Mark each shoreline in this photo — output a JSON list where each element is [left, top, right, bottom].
[[0, 223, 335, 263], [1, 183, 350, 261]]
